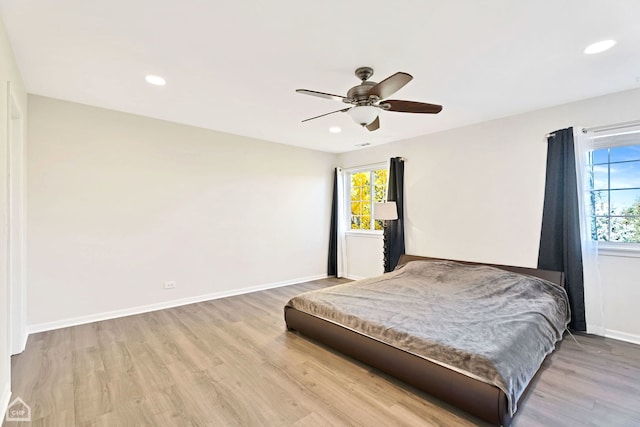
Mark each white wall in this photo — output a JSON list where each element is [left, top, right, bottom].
[[27, 95, 336, 329], [345, 233, 383, 279], [0, 14, 28, 419], [338, 87, 640, 344], [598, 254, 640, 341]]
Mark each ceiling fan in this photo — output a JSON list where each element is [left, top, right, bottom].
[[296, 67, 442, 131]]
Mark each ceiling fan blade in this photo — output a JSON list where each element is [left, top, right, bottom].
[[384, 100, 443, 114], [296, 89, 348, 103], [301, 107, 351, 122], [366, 116, 380, 131], [367, 72, 413, 100]]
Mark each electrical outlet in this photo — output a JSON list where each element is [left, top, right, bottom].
[[164, 281, 176, 289]]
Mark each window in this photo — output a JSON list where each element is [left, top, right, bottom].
[[588, 142, 640, 243], [349, 168, 388, 231]]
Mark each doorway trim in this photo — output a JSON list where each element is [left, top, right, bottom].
[[7, 81, 27, 355]]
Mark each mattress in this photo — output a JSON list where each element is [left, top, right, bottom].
[[286, 260, 570, 415]]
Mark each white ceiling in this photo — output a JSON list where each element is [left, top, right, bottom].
[[1, 1, 639, 153]]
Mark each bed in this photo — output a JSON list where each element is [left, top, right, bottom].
[[284, 255, 569, 426]]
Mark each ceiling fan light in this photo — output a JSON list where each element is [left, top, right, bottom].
[[348, 106, 379, 126]]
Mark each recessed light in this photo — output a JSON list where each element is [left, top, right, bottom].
[[584, 40, 616, 55], [145, 75, 166, 86], [329, 126, 342, 134]]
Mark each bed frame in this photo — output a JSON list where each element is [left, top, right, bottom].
[[284, 255, 565, 426]]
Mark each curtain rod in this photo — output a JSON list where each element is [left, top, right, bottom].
[[582, 119, 640, 134], [343, 158, 407, 172], [545, 119, 640, 139]]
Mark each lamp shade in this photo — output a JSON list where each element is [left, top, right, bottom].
[[374, 202, 398, 220], [348, 106, 379, 126]]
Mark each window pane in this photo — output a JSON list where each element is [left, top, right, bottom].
[[361, 184, 371, 200], [374, 185, 386, 203], [609, 161, 640, 189], [351, 186, 362, 200], [374, 169, 387, 183], [351, 202, 361, 215], [352, 172, 369, 187], [610, 188, 640, 214], [351, 216, 361, 229], [374, 219, 384, 230], [610, 145, 640, 163], [609, 216, 640, 243], [592, 191, 608, 215], [362, 201, 371, 215], [361, 215, 371, 230], [592, 149, 608, 165], [593, 216, 609, 241], [374, 169, 388, 203], [591, 164, 608, 190]]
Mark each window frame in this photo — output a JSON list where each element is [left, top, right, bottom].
[[587, 129, 640, 256], [344, 162, 388, 235]]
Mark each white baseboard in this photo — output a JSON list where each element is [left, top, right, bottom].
[[604, 329, 640, 346], [19, 333, 28, 354], [586, 323, 606, 336], [28, 274, 328, 335], [0, 384, 10, 424], [345, 274, 367, 281], [11, 329, 28, 356]]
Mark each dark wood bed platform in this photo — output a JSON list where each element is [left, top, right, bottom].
[[284, 255, 565, 426]]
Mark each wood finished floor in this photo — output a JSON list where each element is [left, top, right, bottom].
[[5, 278, 640, 427]]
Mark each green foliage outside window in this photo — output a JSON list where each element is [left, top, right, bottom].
[[350, 168, 388, 231]]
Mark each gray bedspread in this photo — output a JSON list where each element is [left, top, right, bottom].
[[286, 260, 570, 415]]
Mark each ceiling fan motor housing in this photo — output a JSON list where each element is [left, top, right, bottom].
[[346, 81, 379, 105]]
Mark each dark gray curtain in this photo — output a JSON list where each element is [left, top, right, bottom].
[[384, 157, 405, 272], [538, 127, 586, 331], [328, 168, 338, 276]]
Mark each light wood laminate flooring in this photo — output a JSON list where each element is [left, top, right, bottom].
[[5, 278, 640, 426]]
